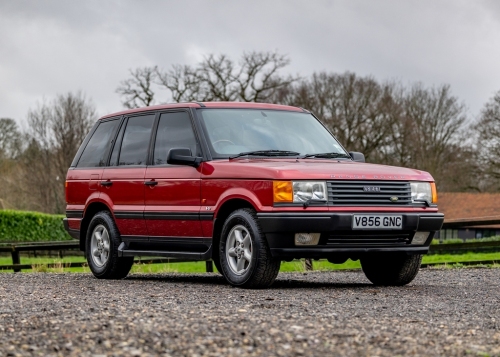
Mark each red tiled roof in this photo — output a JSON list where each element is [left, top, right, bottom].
[[439, 192, 500, 220], [439, 192, 500, 228]]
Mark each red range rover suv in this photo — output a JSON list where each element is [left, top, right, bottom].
[[64, 102, 444, 288]]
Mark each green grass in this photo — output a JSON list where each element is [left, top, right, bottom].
[[431, 236, 500, 245], [422, 251, 500, 264], [2, 251, 499, 273]]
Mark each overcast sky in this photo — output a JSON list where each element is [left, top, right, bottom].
[[1, 0, 499, 125]]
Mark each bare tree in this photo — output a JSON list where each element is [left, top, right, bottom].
[[235, 52, 296, 102], [0, 118, 23, 209], [117, 51, 297, 106], [0, 118, 21, 159], [21, 92, 96, 213], [474, 90, 500, 188], [116, 66, 158, 108], [379, 84, 472, 190], [277, 72, 396, 161], [156, 64, 204, 103]]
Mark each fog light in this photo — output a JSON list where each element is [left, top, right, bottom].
[[412, 232, 430, 245], [294, 233, 320, 246]]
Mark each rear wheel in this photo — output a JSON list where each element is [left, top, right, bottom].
[[86, 211, 134, 279], [360, 253, 422, 286], [219, 209, 280, 288], [212, 253, 223, 275]]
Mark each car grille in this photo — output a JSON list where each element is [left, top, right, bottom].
[[326, 231, 412, 246], [327, 180, 412, 206]]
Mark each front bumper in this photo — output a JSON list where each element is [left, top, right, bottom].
[[257, 212, 444, 259]]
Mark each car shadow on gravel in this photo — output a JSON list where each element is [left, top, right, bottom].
[[126, 274, 228, 285], [270, 280, 373, 289], [125, 273, 375, 289]]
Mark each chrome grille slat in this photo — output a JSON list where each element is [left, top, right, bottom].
[[328, 180, 411, 206]]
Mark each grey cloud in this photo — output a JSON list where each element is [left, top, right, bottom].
[[0, 0, 499, 123]]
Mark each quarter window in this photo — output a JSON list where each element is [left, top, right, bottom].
[[153, 112, 198, 165], [77, 119, 119, 167], [119, 115, 155, 166]]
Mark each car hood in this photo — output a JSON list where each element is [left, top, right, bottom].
[[201, 159, 434, 181]]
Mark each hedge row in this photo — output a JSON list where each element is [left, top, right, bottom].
[[0, 210, 72, 242]]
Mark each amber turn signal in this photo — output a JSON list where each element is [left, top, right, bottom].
[[431, 182, 438, 203], [273, 181, 293, 203]]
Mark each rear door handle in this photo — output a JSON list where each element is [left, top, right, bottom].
[[144, 180, 158, 186], [100, 181, 113, 187]]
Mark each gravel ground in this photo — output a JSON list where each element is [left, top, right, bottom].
[[0, 268, 499, 357]]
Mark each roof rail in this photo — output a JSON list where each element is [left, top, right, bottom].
[[299, 107, 310, 113]]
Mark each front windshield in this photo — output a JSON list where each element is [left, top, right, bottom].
[[198, 109, 348, 158]]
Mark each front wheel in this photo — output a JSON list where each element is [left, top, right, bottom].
[[360, 253, 422, 286], [86, 211, 134, 279], [219, 209, 280, 288]]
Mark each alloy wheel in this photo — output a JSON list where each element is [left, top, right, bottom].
[[90, 224, 110, 267], [225, 225, 253, 275]]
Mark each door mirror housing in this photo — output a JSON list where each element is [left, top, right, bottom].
[[349, 151, 365, 163], [167, 148, 202, 168]]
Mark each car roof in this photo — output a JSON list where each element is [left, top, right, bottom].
[[99, 102, 306, 120]]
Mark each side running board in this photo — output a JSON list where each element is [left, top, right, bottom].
[[117, 242, 212, 260]]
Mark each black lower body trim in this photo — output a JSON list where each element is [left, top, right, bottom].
[[117, 242, 212, 260], [271, 246, 429, 259], [63, 218, 80, 240], [115, 211, 215, 221], [65, 210, 83, 219], [114, 211, 144, 220], [120, 235, 212, 254]]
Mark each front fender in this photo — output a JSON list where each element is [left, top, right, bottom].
[[213, 188, 264, 218]]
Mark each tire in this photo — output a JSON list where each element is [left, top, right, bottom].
[[360, 253, 422, 286], [219, 208, 280, 288], [85, 211, 134, 279], [212, 253, 223, 276]]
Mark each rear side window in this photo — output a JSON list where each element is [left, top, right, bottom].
[[77, 119, 119, 167], [118, 115, 155, 166], [153, 112, 198, 165]]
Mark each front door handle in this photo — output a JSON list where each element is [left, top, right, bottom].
[[144, 180, 158, 186], [100, 181, 113, 187]]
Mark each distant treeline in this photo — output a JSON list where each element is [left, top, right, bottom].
[[1, 51, 499, 214]]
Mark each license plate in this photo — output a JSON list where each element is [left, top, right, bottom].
[[352, 215, 402, 229]]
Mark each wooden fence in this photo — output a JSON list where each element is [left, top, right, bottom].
[[1, 239, 499, 273]]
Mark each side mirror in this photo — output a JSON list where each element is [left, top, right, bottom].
[[349, 151, 365, 163], [167, 148, 202, 168]]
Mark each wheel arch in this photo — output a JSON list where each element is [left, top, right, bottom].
[[212, 198, 255, 259], [80, 201, 112, 251]]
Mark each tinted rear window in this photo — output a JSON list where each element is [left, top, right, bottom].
[[77, 119, 119, 167]]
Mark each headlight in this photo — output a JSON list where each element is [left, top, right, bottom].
[[293, 181, 326, 203], [410, 182, 437, 204], [273, 181, 327, 203]]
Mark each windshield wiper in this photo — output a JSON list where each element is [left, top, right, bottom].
[[301, 152, 352, 159], [229, 150, 300, 159]]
